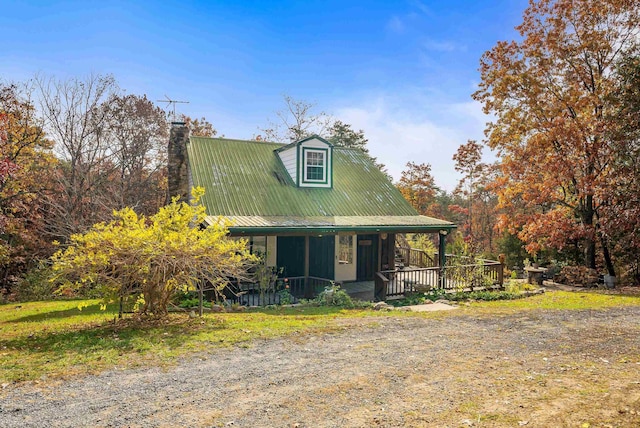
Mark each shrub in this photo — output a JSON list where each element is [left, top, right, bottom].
[[447, 290, 521, 301], [315, 285, 354, 308], [504, 279, 536, 293], [50, 187, 256, 317], [277, 288, 294, 305], [391, 287, 530, 306]]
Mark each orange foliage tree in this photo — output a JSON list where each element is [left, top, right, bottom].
[[0, 83, 57, 292], [397, 161, 440, 217], [473, 0, 640, 276], [452, 140, 498, 256], [179, 114, 217, 138]]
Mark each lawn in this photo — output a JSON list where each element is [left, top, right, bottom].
[[467, 288, 640, 312], [0, 299, 398, 383], [2, 290, 640, 384]]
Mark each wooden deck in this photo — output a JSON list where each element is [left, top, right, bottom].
[[375, 253, 504, 300], [341, 281, 375, 301], [341, 280, 419, 301]]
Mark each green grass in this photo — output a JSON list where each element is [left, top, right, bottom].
[[466, 290, 640, 312], [2, 290, 639, 384], [0, 299, 405, 383]]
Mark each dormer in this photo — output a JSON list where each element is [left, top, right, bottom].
[[275, 135, 333, 188]]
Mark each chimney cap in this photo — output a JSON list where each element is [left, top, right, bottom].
[[171, 121, 186, 127]]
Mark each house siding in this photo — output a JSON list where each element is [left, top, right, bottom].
[[277, 146, 297, 184]]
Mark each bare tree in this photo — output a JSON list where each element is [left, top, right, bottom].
[[104, 94, 168, 214], [261, 95, 332, 142], [261, 95, 390, 178], [34, 74, 120, 240]]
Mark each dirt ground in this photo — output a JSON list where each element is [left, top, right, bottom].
[[1, 305, 640, 428]]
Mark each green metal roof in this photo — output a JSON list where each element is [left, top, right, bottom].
[[187, 136, 455, 234]]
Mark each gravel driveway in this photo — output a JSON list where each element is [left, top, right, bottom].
[[2, 306, 640, 427]]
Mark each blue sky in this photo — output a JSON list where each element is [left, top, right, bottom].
[[1, 0, 528, 190]]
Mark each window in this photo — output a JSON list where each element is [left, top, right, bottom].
[[304, 149, 325, 182], [249, 236, 266, 258], [338, 235, 353, 264]]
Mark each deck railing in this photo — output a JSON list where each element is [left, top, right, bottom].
[[225, 276, 334, 306], [443, 261, 504, 291], [375, 257, 504, 300], [396, 247, 437, 268], [396, 247, 482, 269], [378, 267, 440, 298]]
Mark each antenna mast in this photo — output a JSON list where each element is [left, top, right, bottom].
[[157, 95, 189, 121]]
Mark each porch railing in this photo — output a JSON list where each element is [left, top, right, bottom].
[[375, 257, 504, 301], [225, 276, 334, 307], [444, 261, 504, 291], [396, 247, 476, 269], [408, 248, 436, 267], [378, 267, 440, 298]]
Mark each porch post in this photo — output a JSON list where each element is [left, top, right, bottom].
[[304, 235, 310, 297], [377, 233, 382, 273], [438, 230, 447, 288]]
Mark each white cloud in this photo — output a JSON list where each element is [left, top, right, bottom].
[[422, 39, 467, 53], [409, 0, 433, 17], [334, 94, 489, 191], [386, 16, 405, 34]]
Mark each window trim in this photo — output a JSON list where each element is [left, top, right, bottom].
[[301, 147, 329, 184], [338, 235, 354, 265]]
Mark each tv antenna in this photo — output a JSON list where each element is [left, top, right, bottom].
[[157, 95, 189, 121]]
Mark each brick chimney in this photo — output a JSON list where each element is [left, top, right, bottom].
[[166, 122, 190, 204]]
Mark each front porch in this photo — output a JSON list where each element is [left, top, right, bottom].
[[224, 242, 505, 306]]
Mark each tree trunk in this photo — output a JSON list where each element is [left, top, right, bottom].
[[585, 239, 596, 269], [599, 229, 616, 277], [583, 195, 597, 269]]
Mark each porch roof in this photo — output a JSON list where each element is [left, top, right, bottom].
[[207, 215, 456, 235]]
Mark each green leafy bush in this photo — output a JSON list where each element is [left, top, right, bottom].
[[447, 290, 521, 301], [174, 292, 213, 309], [390, 287, 528, 306], [277, 288, 294, 305], [504, 279, 536, 293], [315, 285, 354, 308]]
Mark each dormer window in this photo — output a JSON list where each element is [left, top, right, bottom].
[[275, 135, 333, 188], [304, 149, 326, 182]]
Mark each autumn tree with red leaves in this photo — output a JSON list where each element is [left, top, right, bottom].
[[474, 0, 640, 277], [0, 83, 57, 292]]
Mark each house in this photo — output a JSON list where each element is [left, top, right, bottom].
[[167, 122, 457, 301]]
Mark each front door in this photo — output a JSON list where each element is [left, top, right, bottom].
[[309, 235, 335, 279], [276, 236, 305, 278], [357, 234, 379, 281]]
